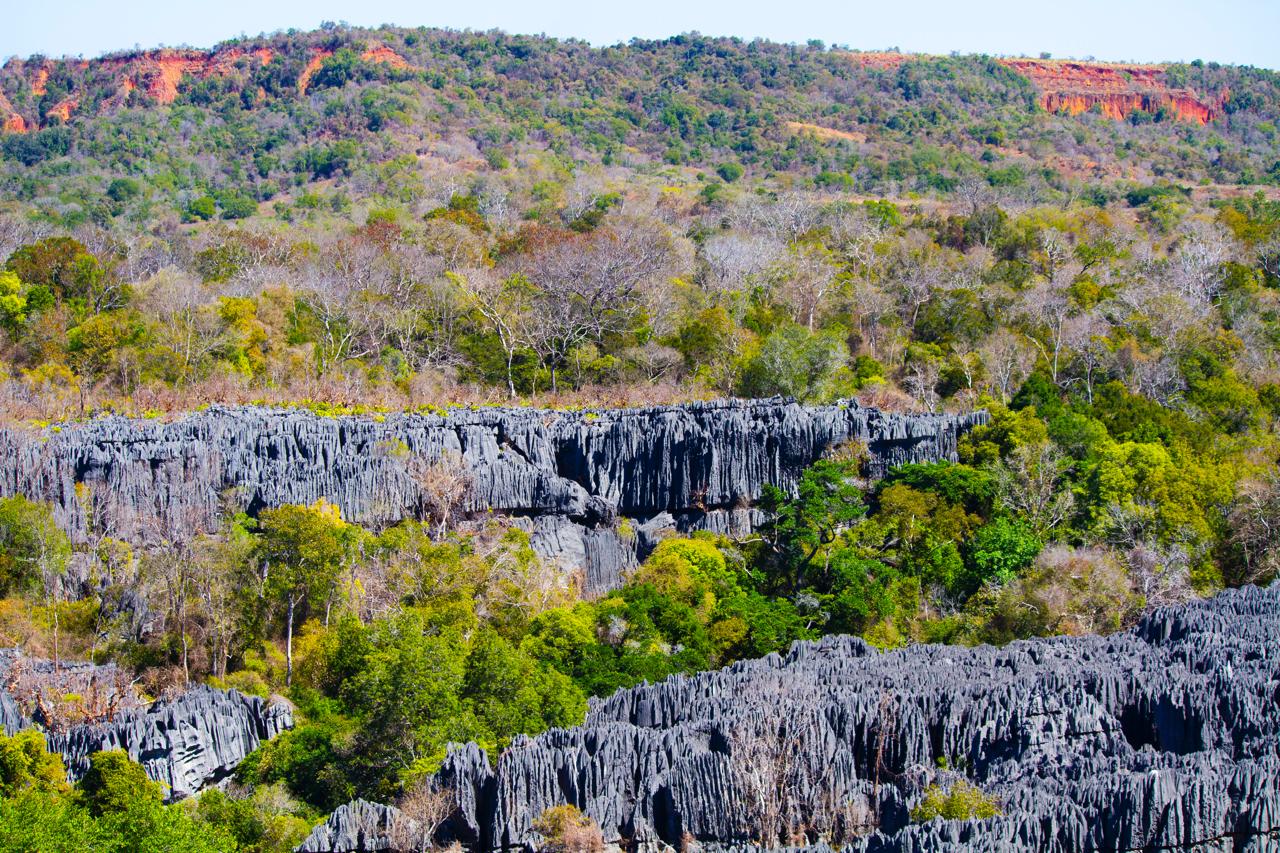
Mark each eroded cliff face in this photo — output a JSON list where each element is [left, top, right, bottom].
[[48, 686, 293, 800], [0, 399, 985, 593], [0, 43, 409, 129], [0, 88, 24, 133], [998, 58, 1219, 123], [300, 583, 1280, 853], [0, 652, 292, 801]]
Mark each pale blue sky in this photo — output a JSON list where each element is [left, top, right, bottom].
[[3, 0, 1277, 68]]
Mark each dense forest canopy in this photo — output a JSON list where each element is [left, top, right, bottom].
[[0, 23, 1277, 853]]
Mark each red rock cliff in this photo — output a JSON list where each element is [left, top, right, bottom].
[[0, 43, 411, 130], [998, 58, 1219, 123]]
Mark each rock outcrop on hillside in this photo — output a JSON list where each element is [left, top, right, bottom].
[[0, 399, 985, 593], [0, 652, 292, 802], [998, 58, 1220, 123], [298, 583, 1280, 853], [46, 686, 293, 800], [0, 44, 410, 129]]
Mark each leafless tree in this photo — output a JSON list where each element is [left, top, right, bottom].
[[892, 237, 951, 329], [702, 232, 787, 293], [138, 268, 226, 385], [978, 330, 1035, 403], [513, 220, 678, 392], [827, 207, 886, 269], [1170, 220, 1233, 303], [412, 451, 474, 539], [730, 192, 822, 246], [845, 278, 896, 359], [1104, 505, 1195, 607], [774, 243, 838, 330], [1031, 228, 1072, 283], [1226, 471, 1280, 586], [903, 356, 941, 413], [0, 214, 51, 261], [391, 783, 457, 852], [994, 443, 1075, 536], [1062, 313, 1112, 404], [1257, 236, 1280, 283], [423, 219, 489, 270], [623, 342, 682, 383], [1017, 265, 1079, 386], [730, 712, 809, 843], [454, 268, 534, 397], [1117, 348, 1185, 405]]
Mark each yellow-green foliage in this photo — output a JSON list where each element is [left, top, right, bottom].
[[532, 804, 603, 853], [910, 781, 1002, 822], [630, 537, 731, 614], [0, 730, 67, 797]]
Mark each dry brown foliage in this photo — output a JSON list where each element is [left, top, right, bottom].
[[390, 783, 456, 852], [1, 655, 141, 732]]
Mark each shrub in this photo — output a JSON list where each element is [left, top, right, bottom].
[[715, 162, 744, 182], [532, 804, 604, 853], [77, 750, 162, 816], [910, 780, 1001, 822]]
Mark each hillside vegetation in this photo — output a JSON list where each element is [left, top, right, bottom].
[[0, 24, 1277, 853]]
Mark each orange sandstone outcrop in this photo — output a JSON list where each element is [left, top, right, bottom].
[[298, 44, 412, 94], [998, 58, 1219, 124], [30, 65, 50, 96], [103, 47, 275, 105], [46, 97, 77, 123], [840, 51, 912, 70], [0, 90, 25, 133], [360, 45, 410, 70], [296, 50, 332, 95], [0, 43, 411, 129]]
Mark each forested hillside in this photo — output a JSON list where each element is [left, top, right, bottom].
[[0, 24, 1277, 853], [2, 26, 1280, 225]]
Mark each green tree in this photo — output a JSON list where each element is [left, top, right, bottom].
[[462, 628, 586, 752], [759, 459, 866, 590], [962, 517, 1041, 595], [338, 607, 472, 795], [0, 730, 67, 797], [737, 325, 848, 402], [910, 780, 1001, 821], [0, 496, 70, 597], [5, 236, 105, 310], [715, 162, 744, 182], [0, 271, 29, 331], [0, 789, 106, 851], [187, 196, 217, 222], [77, 750, 162, 817], [259, 500, 361, 685]]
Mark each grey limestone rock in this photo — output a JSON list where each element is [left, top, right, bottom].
[[0, 659, 292, 802], [0, 399, 985, 593], [46, 684, 293, 800], [301, 583, 1280, 852], [296, 799, 409, 852]]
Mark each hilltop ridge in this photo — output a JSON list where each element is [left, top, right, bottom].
[[1, 25, 1277, 223]]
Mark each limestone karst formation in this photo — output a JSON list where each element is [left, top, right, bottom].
[[0, 399, 986, 592], [0, 652, 292, 801], [300, 582, 1280, 853]]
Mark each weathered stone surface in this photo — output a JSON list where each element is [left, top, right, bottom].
[[0, 399, 985, 593], [0, 659, 292, 802], [46, 685, 293, 800], [301, 584, 1280, 852], [296, 799, 408, 852]]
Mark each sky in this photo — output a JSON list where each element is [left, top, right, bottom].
[[2, 0, 1277, 69]]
